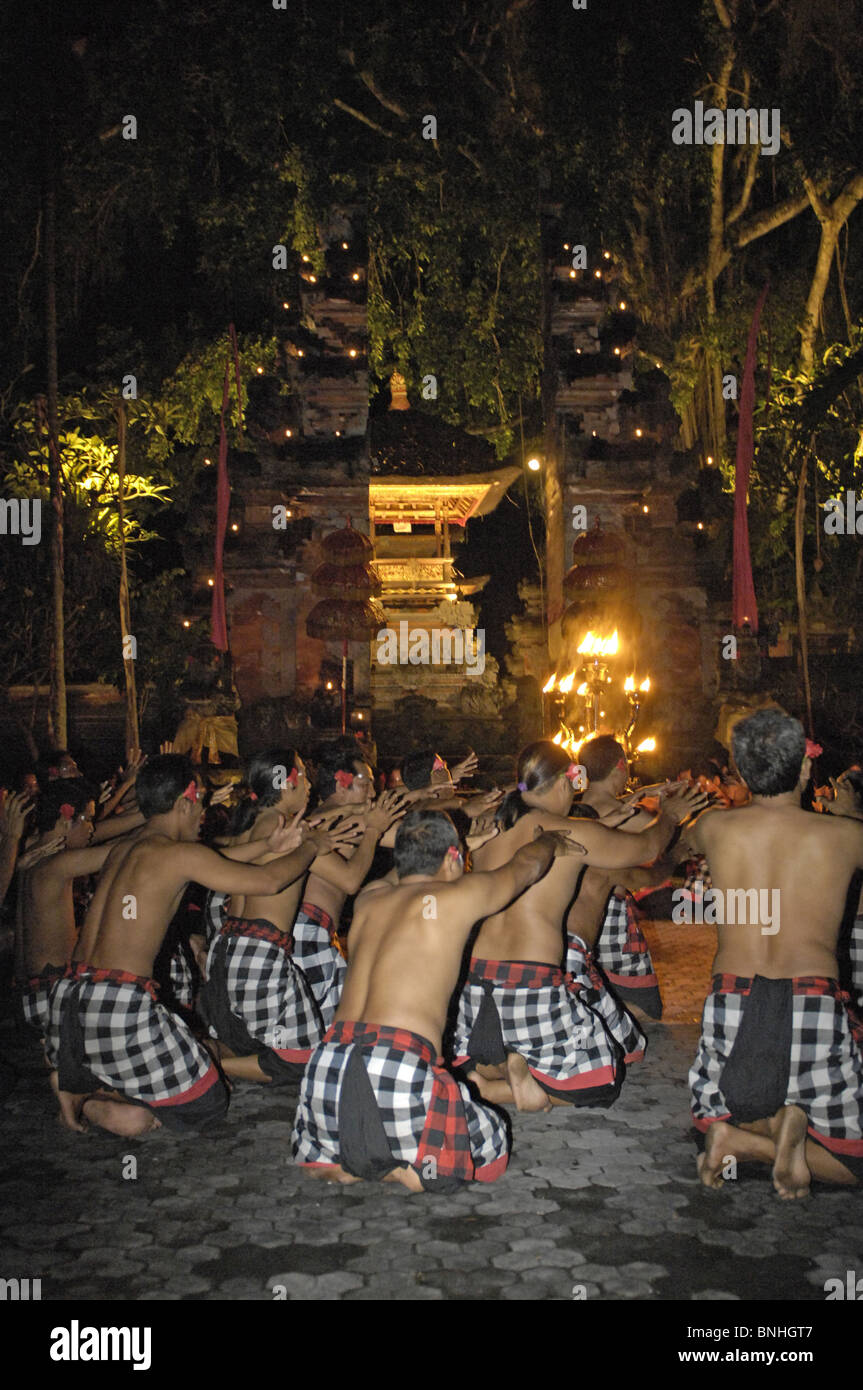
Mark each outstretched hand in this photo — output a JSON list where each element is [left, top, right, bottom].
[[308, 815, 365, 857], [533, 825, 587, 856], [364, 789, 411, 833], [451, 749, 479, 784], [209, 783, 234, 807], [660, 782, 710, 824], [0, 790, 33, 842], [159, 739, 175, 756], [266, 810, 306, 856]]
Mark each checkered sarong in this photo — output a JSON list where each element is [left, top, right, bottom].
[[452, 957, 621, 1098], [595, 891, 659, 988], [169, 948, 195, 1009], [204, 890, 229, 945], [690, 973, 863, 1165], [292, 1020, 508, 1184], [45, 965, 226, 1126], [292, 901, 347, 1029], [203, 917, 323, 1069], [852, 916, 863, 1007], [566, 934, 646, 1063], [22, 963, 66, 1037]]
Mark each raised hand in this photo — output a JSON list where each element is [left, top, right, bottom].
[[533, 825, 588, 856], [159, 739, 175, 756], [308, 817, 364, 856], [0, 790, 33, 843], [18, 833, 65, 869], [661, 782, 711, 824], [122, 749, 147, 782], [267, 810, 306, 856], [209, 783, 234, 807], [464, 788, 503, 820], [465, 821, 500, 852], [451, 749, 479, 784], [363, 789, 410, 833]]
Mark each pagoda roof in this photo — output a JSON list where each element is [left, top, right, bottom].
[[368, 408, 518, 524]]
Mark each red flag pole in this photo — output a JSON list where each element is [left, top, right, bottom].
[[732, 284, 769, 633]]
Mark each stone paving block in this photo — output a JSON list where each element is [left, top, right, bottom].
[[345, 1284, 444, 1300], [691, 1289, 741, 1300], [265, 1270, 364, 1299]]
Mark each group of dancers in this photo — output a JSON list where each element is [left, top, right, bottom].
[[3, 707, 862, 1198]]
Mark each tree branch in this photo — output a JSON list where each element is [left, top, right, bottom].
[[332, 98, 395, 139], [725, 139, 759, 227]]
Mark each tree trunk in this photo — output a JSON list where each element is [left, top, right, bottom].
[[116, 403, 139, 754], [42, 13, 66, 747], [794, 439, 815, 737]]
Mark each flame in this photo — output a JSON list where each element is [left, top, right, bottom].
[[636, 737, 656, 753], [577, 629, 619, 657], [576, 682, 588, 696], [624, 675, 635, 693], [542, 674, 557, 694], [552, 731, 563, 745], [639, 677, 651, 693], [558, 672, 576, 694]]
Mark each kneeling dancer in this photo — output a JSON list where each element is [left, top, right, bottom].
[[292, 810, 573, 1191], [46, 754, 317, 1135], [454, 742, 703, 1111], [689, 710, 863, 1197]]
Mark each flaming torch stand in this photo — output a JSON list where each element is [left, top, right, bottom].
[[581, 659, 610, 735]]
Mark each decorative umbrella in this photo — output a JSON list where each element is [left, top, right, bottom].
[[306, 518, 385, 733]]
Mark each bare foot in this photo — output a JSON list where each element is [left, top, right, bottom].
[[505, 1053, 552, 1113], [467, 1068, 515, 1105], [697, 1119, 776, 1190], [81, 1097, 161, 1137], [383, 1165, 424, 1193], [49, 1069, 89, 1133], [772, 1106, 811, 1200], [303, 1164, 362, 1185]]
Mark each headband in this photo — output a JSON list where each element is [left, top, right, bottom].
[[182, 781, 199, 803], [59, 803, 75, 821], [334, 770, 354, 789], [805, 739, 822, 759]]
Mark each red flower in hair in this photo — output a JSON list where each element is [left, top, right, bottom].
[[334, 770, 354, 789], [432, 755, 446, 772], [285, 767, 299, 788], [805, 739, 823, 759], [248, 791, 258, 802], [59, 803, 75, 821], [182, 781, 199, 803]]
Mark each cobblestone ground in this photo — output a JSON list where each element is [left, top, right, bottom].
[[1, 924, 861, 1303]]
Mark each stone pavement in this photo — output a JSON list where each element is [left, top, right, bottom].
[[1, 939, 861, 1304]]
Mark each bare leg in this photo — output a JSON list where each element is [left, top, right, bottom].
[[467, 1068, 515, 1105], [221, 1054, 272, 1083], [81, 1095, 160, 1137], [772, 1105, 811, 1199], [504, 1053, 553, 1113], [696, 1119, 776, 1189], [802, 1140, 859, 1187], [474, 1063, 507, 1080], [49, 1069, 89, 1133]]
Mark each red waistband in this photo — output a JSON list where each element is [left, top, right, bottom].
[[325, 1019, 440, 1067], [299, 901, 334, 932], [67, 964, 160, 1001], [712, 972, 842, 998], [221, 916, 294, 953], [24, 963, 67, 990], [469, 957, 565, 990]]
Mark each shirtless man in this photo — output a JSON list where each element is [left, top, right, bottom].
[[578, 736, 667, 1018], [45, 754, 344, 1136], [452, 740, 705, 1112], [200, 748, 365, 1084], [296, 744, 407, 1025], [292, 809, 580, 1192], [814, 768, 863, 1008], [15, 781, 120, 1049], [689, 709, 863, 1198]]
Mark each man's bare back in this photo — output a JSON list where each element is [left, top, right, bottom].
[[693, 802, 863, 978]]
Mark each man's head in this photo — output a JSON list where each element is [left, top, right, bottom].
[[393, 810, 462, 879], [136, 754, 203, 839], [401, 751, 451, 792], [731, 709, 807, 796], [580, 735, 628, 793], [37, 749, 81, 786], [34, 778, 96, 848], [314, 744, 374, 806]]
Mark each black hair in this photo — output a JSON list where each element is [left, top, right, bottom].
[[136, 754, 198, 819], [497, 741, 572, 830], [570, 800, 599, 820], [393, 810, 460, 878], [230, 747, 299, 835], [34, 778, 96, 832], [401, 751, 439, 791], [731, 709, 806, 796], [580, 735, 626, 785], [35, 748, 77, 788], [314, 743, 367, 799]]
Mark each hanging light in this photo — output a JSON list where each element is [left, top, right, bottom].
[[352, 272, 360, 281], [256, 367, 264, 374], [349, 349, 357, 358], [285, 428, 292, 437], [619, 300, 627, 311], [230, 522, 239, 533], [341, 241, 349, 250], [527, 457, 541, 471], [182, 619, 191, 628], [594, 269, 602, 279], [207, 577, 215, 587], [603, 251, 611, 260]]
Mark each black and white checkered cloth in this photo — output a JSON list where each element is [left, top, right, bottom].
[[204, 918, 323, 1062], [595, 891, 658, 983], [292, 1021, 509, 1182], [204, 890, 229, 946], [22, 963, 66, 1038], [45, 966, 225, 1117], [292, 902, 347, 1028], [690, 973, 863, 1163], [169, 948, 196, 1009], [852, 915, 863, 1008], [566, 934, 646, 1063], [452, 958, 622, 1099]]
